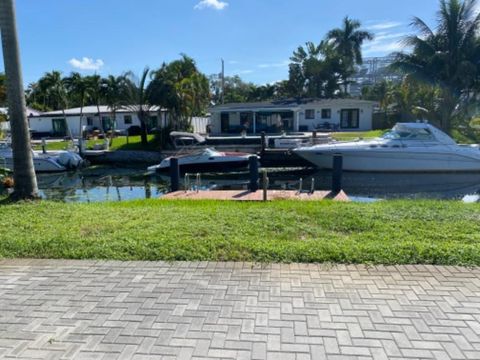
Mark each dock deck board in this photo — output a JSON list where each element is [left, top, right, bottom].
[[162, 190, 349, 201]]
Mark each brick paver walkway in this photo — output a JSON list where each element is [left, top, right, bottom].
[[0, 260, 480, 359]]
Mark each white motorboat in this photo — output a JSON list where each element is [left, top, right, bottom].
[[148, 148, 256, 173], [294, 122, 480, 172], [0, 142, 86, 173]]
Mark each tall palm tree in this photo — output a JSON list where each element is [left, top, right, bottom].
[[0, 72, 7, 106], [392, 0, 480, 132], [326, 17, 374, 92], [124, 68, 153, 146], [0, 0, 38, 199], [85, 74, 105, 134], [100, 75, 128, 145], [64, 72, 90, 138]]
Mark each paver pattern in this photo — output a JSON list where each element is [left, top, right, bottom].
[[0, 260, 480, 359]]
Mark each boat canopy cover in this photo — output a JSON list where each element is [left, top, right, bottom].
[[384, 123, 457, 145], [170, 132, 206, 144]]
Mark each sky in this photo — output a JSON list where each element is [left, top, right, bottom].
[[1, 0, 443, 85]]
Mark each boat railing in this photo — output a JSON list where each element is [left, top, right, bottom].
[[184, 173, 202, 192]]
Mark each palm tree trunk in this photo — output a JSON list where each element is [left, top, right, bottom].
[[139, 112, 148, 146], [0, 0, 38, 199]]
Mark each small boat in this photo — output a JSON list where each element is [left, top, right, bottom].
[[148, 148, 256, 173], [0, 142, 86, 173], [294, 122, 480, 172]]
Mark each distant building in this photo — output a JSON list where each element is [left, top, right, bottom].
[[209, 99, 377, 135], [0, 106, 43, 133], [28, 105, 167, 138]]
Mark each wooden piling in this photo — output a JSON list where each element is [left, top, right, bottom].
[[249, 156, 259, 192], [332, 154, 343, 193]]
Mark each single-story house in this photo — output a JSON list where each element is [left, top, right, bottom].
[[208, 99, 377, 135], [28, 105, 168, 138], [0, 107, 43, 133]]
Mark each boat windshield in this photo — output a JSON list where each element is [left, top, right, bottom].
[[382, 127, 435, 141]]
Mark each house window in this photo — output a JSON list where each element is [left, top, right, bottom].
[[305, 109, 315, 120], [101, 116, 113, 131], [124, 115, 132, 125], [240, 112, 254, 132], [321, 109, 331, 119], [86, 117, 94, 126], [147, 116, 158, 131], [52, 118, 67, 137], [340, 109, 360, 129], [221, 113, 230, 133]]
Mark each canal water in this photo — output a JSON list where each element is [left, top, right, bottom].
[[28, 166, 480, 202]]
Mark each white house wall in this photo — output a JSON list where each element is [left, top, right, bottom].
[[29, 111, 207, 137]]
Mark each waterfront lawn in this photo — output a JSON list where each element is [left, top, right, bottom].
[[332, 130, 385, 141], [0, 200, 480, 266], [33, 135, 159, 152]]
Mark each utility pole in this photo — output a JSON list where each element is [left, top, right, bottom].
[[0, 0, 38, 199], [221, 58, 225, 104]]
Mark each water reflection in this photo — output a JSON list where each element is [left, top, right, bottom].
[[34, 166, 480, 202]]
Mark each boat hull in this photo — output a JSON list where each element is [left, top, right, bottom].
[[294, 148, 480, 172], [155, 159, 251, 173], [1, 157, 67, 173]]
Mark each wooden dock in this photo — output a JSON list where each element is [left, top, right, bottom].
[[162, 190, 349, 202]]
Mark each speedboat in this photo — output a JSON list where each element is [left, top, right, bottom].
[[0, 142, 86, 173], [293, 122, 480, 172], [148, 148, 256, 173]]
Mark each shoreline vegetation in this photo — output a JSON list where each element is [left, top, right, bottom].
[[0, 199, 479, 266]]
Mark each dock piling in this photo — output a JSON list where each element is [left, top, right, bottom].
[[170, 157, 180, 192], [260, 131, 267, 154], [249, 156, 259, 192], [310, 178, 315, 194], [262, 170, 269, 201], [332, 154, 343, 193], [41, 138, 47, 154]]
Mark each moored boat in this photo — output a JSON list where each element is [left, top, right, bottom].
[[0, 142, 86, 173], [294, 122, 480, 172], [147, 148, 257, 173]]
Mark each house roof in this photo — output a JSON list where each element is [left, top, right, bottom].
[[30, 105, 165, 118], [209, 98, 377, 112], [0, 107, 43, 117]]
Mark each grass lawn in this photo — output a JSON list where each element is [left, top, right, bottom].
[[0, 199, 480, 266], [332, 130, 385, 141], [33, 135, 159, 152]]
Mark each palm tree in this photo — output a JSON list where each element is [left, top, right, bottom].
[[0, 0, 38, 199], [64, 72, 91, 138], [149, 55, 210, 132], [326, 17, 374, 92], [85, 74, 105, 134], [392, 0, 480, 132], [0, 72, 6, 106], [124, 68, 153, 146], [100, 75, 128, 145], [37, 70, 64, 110]]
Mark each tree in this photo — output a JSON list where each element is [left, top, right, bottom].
[[84, 74, 105, 134], [0, 72, 6, 106], [64, 72, 91, 137], [100, 75, 128, 144], [0, 0, 38, 199], [326, 17, 374, 92], [392, 0, 480, 132], [289, 41, 343, 98], [124, 68, 153, 145], [150, 55, 210, 131]]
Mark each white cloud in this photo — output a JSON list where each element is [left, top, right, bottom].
[[366, 21, 402, 31], [258, 60, 289, 69], [68, 57, 104, 71], [194, 0, 228, 10]]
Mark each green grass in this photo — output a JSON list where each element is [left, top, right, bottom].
[[33, 135, 159, 152], [1, 199, 480, 266], [332, 130, 385, 141]]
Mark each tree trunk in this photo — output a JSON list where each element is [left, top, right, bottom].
[[140, 114, 148, 146], [0, 0, 38, 200]]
